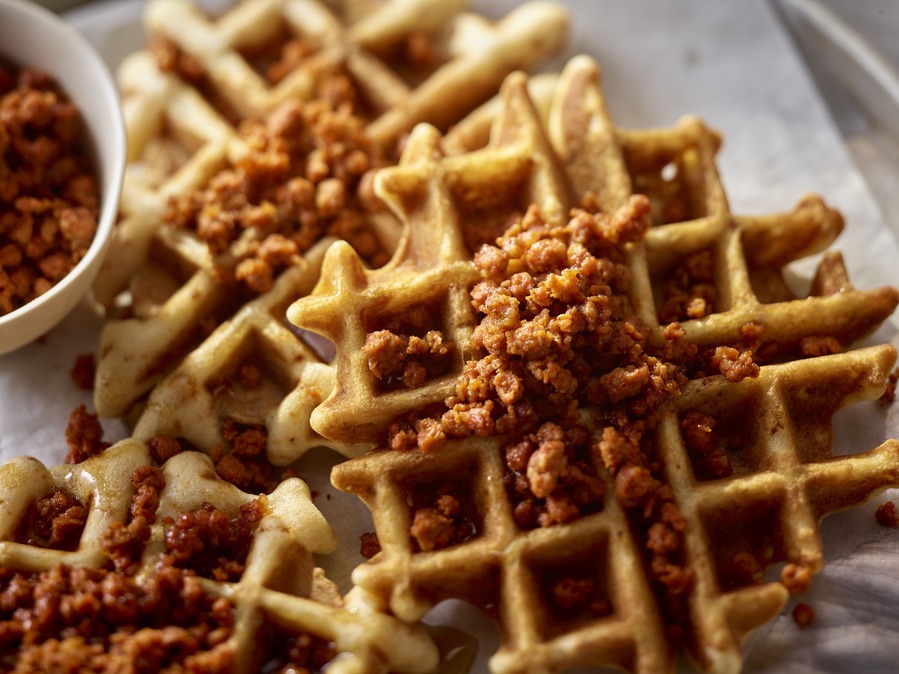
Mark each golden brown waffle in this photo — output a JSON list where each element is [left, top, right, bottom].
[[0, 440, 440, 673], [136, 0, 568, 144], [92, 0, 569, 466], [292, 56, 899, 447], [125, 244, 371, 463], [291, 57, 899, 674]]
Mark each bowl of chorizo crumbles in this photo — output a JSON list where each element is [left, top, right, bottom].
[[0, 0, 125, 355]]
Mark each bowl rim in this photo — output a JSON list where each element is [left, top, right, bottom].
[[0, 0, 126, 333]]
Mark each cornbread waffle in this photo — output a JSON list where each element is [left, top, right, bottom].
[[91, 0, 569, 466], [0, 439, 440, 673], [286, 57, 899, 674], [126, 244, 372, 464]]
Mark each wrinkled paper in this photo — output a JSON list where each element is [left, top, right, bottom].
[[1, 1, 897, 672]]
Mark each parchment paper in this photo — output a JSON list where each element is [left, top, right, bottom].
[[1, 1, 897, 672]]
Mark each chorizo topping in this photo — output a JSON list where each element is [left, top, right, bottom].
[[147, 435, 185, 464], [875, 500, 898, 528], [550, 576, 610, 617], [64, 404, 110, 464], [0, 465, 248, 672], [710, 345, 759, 382], [163, 499, 263, 582], [780, 563, 812, 595], [791, 602, 815, 628], [101, 466, 165, 574], [386, 194, 765, 634], [364, 329, 451, 390], [268, 631, 338, 674], [164, 92, 388, 292], [798, 335, 842, 358], [0, 458, 331, 673], [658, 248, 716, 323], [680, 411, 733, 480], [69, 353, 96, 391], [17, 487, 86, 552], [208, 418, 285, 494], [0, 563, 237, 673], [410, 490, 476, 553], [359, 531, 381, 559], [364, 301, 454, 390], [0, 59, 100, 315]]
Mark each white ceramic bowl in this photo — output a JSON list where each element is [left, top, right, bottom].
[[0, 0, 125, 355]]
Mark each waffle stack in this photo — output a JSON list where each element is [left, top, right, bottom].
[[282, 57, 899, 674], [91, 0, 569, 466], [0, 440, 439, 673]]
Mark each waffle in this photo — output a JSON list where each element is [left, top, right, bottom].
[[288, 57, 899, 674], [287, 62, 574, 444], [91, 0, 569, 467], [0, 439, 439, 673]]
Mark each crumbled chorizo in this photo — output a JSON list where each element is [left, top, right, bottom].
[[163, 500, 259, 582], [388, 195, 711, 634], [271, 632, 338, 674], [146, 435, 184, 464], [780, 563, 812, 594], [164, 85, 388, 293], [265, 38, 319, 85], [680, 411, 733, 480], [501, 424, 604, 530], [546, 568, 613, 617], [409, 491, 474, 552], [234, 256, 274, 294], [551, 577, 594, 611], [0, 563, 237, 673], [363, 325, 451, 390], [256, 233, 297, 268], [658, 249, 716, 324], [403, 31, 441, 72], [0, 457, 251, 671], [101, 466, 164, 574], [0, 60, 99, 315], [799, 335, 841, 358], [69, 353, 95, 390], [209, 419, 281, 493], [723, 550, 763, 587], [615, 464, 658, 509], [875, 500, 898, 528], [647, 503, 686, 558], [409, 508, 456, 553], [710, 345, 759, 382], [593, 426, 642, 475], [0, 441, 338, 674], [150, 36, 239, 125], [526, 423, 568, 499], [359, 532, 381, 559], [19, 487, 86, 551], [791, 602, 815, 628], [222, 419, 266, 459], [64, 404, 109, 464]]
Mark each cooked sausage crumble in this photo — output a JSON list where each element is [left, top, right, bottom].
[[0, 59, 100, 315], [0, 458, 332, 672], [383, 195, 728, 633], [164, 93, 388, 293]]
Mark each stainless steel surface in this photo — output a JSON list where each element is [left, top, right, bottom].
[[775, 0, 899, 239], [818, 0, 899, 71]]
